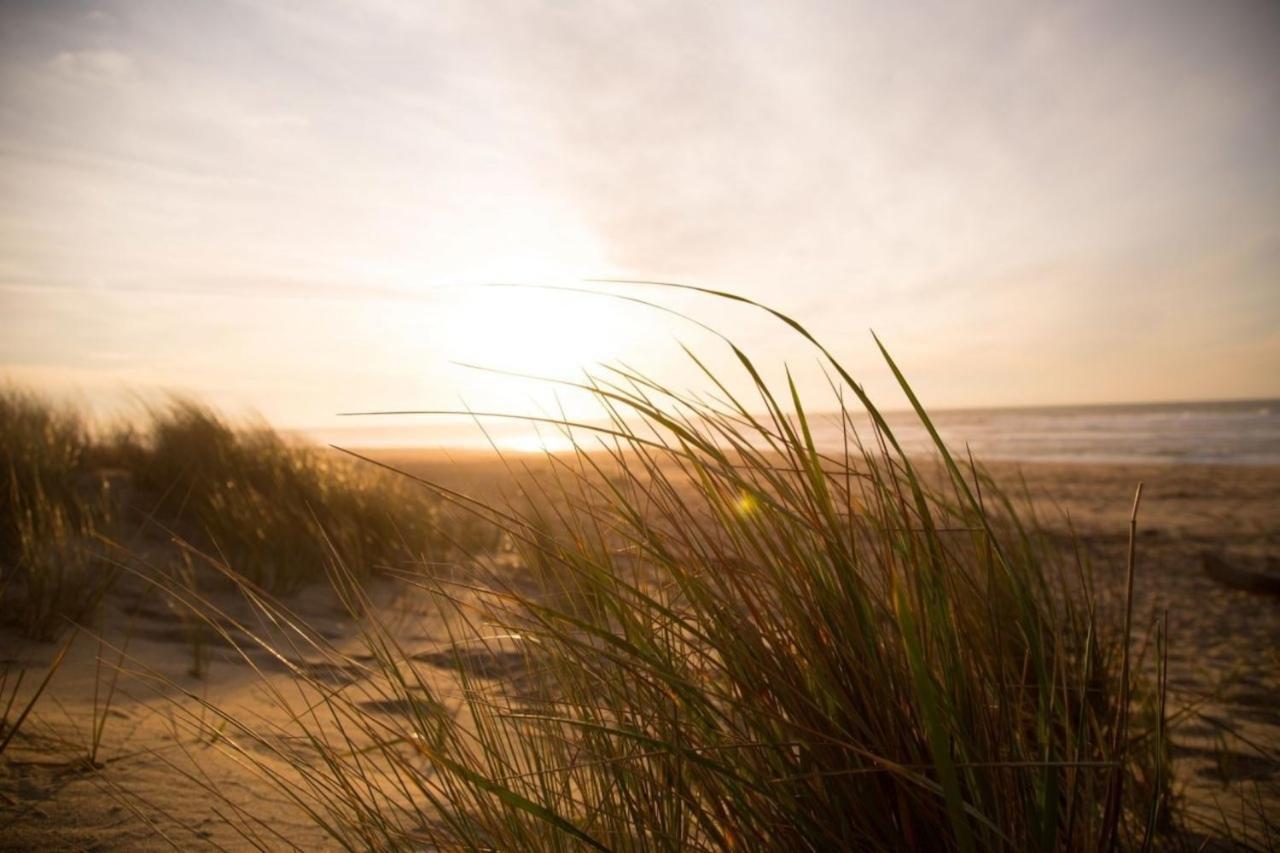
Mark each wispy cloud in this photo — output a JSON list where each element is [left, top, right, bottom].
[[47, 47, 134, 81]]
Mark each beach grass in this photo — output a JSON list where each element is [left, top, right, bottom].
[[158, 289, 1173, 850], [117, 400, 465, 593], [0, 388, 115, 639], [0, 392, 474, 639]]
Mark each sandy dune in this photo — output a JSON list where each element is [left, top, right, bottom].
[[2, 454, 1277, 849]]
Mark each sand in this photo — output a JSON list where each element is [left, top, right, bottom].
[[2, 454, 1277, 849]]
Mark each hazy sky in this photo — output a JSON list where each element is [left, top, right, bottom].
[[2, 0, 1278, 428]]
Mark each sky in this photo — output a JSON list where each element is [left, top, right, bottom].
[[1, 0, 1278, 433]]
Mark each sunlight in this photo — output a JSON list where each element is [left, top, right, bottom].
[[497, 432, 576, 454], [440, 282, 638, 381], [735, 490, 761, 516]]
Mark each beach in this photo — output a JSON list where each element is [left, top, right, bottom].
[[5, 0, 1278, 845], [1, 451, 1276, 849]]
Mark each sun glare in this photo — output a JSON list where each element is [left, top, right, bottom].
[[441, 284, 637, 380], [497, 432, 576, 454]]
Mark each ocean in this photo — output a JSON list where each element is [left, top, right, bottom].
[[815, 399, 1280, 467], [305, 399, 1280, 467]]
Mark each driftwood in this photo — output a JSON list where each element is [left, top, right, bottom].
[[1201, 552, 1280, 596]]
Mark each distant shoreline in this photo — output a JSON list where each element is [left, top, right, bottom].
[[297, 397, 1280, 466]]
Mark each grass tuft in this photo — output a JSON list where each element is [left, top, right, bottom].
[[121, 400, 461, 593], [1, 391, 475, 638], [167, 290, 1172, 850], [0, 389, 114, 639]]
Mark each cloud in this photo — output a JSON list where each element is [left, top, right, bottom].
[[47, 48, 134, 81], [0, 0, 1277, 419]]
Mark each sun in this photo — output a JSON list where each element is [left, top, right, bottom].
[[440, 283, 636, 379], [428, 279, 648, 446]]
